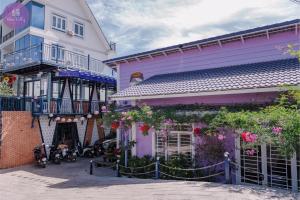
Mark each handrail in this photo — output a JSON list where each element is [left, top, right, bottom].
[[0, 96, 102, 115], [2, 43, 107, 75]]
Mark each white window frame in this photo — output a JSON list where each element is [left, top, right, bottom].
[[51, 44, 65, 61], [52, 14, 66, 32], [156, 130, 193, 161], [74, 21, 84, 38]]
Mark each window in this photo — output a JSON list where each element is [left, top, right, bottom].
[[52, 14, 66, 32], [156, 125, 193, 161], [51, 44, 65, 61], [15, 35, 43, 51], [31, 2, 45, 29], [74, 22, 84, 37], [15, 2, 45, 34]]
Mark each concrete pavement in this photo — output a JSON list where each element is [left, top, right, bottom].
[[0, 158, 299, 200]]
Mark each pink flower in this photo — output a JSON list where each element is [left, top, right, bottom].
[[127, 116, 133, 120], [217, 134, 226, 141], [272, 127, 282, 135], [164, 119, 173, 126], [101, 106, 107, 111], [246, 149, 256, 156]]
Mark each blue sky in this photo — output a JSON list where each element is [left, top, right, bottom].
[[1, 0, 300, 57]]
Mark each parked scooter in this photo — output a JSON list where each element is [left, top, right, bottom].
[[49, 145, 62, 164], [93, 140, 104, 157], [66, 148, 77, 162], [83, 145, 95, 158], [33, 144, 47, 168], [59, 145, 77, 162]]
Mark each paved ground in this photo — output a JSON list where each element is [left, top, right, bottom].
[[0, 159, 299, 200]]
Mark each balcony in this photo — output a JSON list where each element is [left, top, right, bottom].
[[1, 43, 107, 75], [0, 96, 102, 116]]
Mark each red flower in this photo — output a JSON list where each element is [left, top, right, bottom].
[[241, 131, 257, 143], [111, 121, 120, 130], [193, 128, 201, 137], [140, 123, 150, 136], [114, 148, 121, 156]]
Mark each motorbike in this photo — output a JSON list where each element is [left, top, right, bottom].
[[33, 144, 47, 168], [60, 146, 76, 162], [66, 149, 77, 162], [48, 145, 62, 164], [93, 140, 104, 157], [83, 145, 95, 158]]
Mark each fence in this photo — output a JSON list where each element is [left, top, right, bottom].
[[95, 153, 230, 183], [95, 152, 299, 193], [2, 43, 106, 75]]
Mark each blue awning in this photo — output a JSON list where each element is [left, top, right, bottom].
[[57, 70, 116, 85]]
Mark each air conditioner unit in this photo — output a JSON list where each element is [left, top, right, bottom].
[[67, 30, 75, 36]]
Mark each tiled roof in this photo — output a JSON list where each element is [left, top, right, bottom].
[[104, 19, 300, 64], [112, 58, 300, 99]]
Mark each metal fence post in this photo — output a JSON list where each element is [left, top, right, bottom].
[[116, 160, 121, 177], [90, 160, 93, 175], [224, 152, 230, 184], [155, 157, 160, 179]]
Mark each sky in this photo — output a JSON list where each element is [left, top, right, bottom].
[[1, 0, 300, 57]]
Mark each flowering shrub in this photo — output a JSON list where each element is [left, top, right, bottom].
[[139, 123, 150, 136], [241, 132, 257, 143], [102, 88, 300, 156], [111, 121, 120, 130], [193, 128, 201, 137]]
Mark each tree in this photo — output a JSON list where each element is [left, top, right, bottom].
[[0, 81, 14, 96]]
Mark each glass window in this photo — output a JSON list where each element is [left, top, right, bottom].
[[51, 44, 65, 61], [15, 2, 45, 33], [74, 22, 84, 37], [52, 16, 56, 27], [52, 14, 66, 32], [30, 35, 43, 46], [15, 34, 43, 51], [31, 2, 45, 29]]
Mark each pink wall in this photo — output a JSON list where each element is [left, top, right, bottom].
[[140, 92, 279, 106], [119, 31, 299, 90]]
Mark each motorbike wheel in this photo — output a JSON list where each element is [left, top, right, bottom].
[[54, 158, 61, 164]]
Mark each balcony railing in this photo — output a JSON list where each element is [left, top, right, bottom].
[[0, 96, 102, 115], [2, 43, 106, 75]]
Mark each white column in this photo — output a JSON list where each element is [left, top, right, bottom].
[[235, 135, 241, 184], [291, 152, 298, 192], [261, 143, 268, 186], [152, 131, 156, 158], [116, 128, 121, 149], [191, 123, 195, 166], [131, 122, 137, 156]]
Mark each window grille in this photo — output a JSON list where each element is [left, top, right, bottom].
[[155, 124, 193, 161]]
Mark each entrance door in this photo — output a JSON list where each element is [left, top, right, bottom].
[[52, 123, 79, 149]]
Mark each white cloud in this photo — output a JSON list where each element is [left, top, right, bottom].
[[83, 1, 300, 56]]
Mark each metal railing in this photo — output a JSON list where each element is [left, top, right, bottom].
[[0, 96, 101, 115], [2, 43, 107, 75]]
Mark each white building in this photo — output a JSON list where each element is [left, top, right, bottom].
[[0, 0, 116, 76], [0, 0, 117, 163]]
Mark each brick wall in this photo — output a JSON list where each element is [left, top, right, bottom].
[[0, 112, 42, 169]]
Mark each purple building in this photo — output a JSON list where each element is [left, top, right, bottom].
[[104, 19, 300, 191]]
